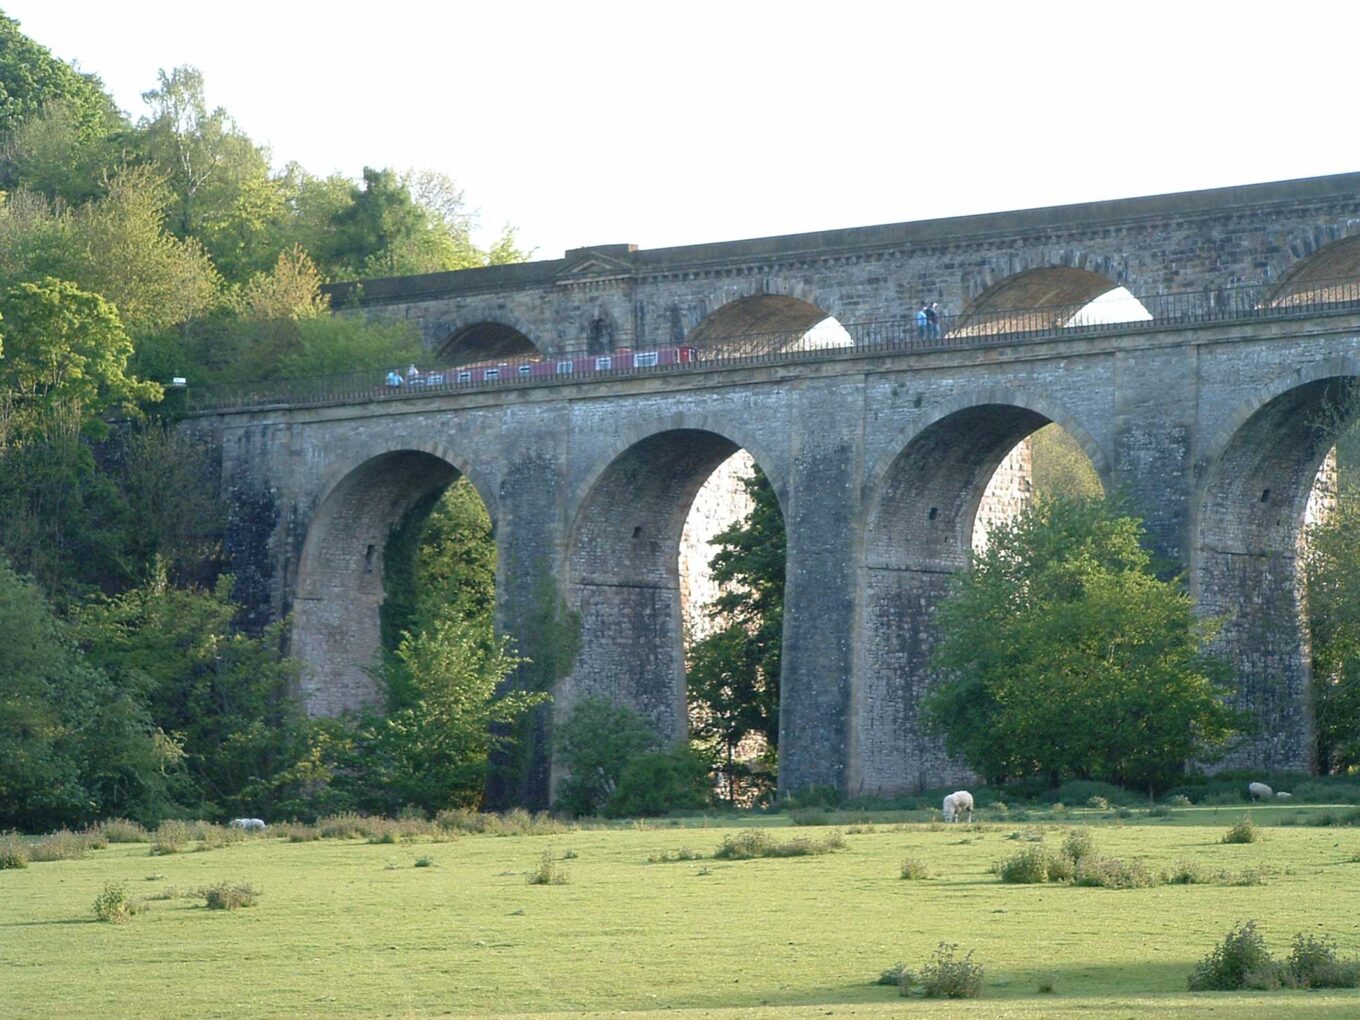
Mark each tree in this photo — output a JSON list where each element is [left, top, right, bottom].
[[1303, 483, 1360, 772], [925, 496, 1240, 793], [0, 13, 118, 145], [553, 697, 662, 817], [685, 465, 784, 800]]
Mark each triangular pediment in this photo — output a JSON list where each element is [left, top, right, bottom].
[[556, 246, 637, 283]]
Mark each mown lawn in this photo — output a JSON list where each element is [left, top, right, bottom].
[[3, 811, 1360, 1018]]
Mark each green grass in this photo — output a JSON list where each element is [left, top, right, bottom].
[[2, 815, 1359, 1018]]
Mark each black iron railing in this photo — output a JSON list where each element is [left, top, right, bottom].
[[184, 277, 1360, 413]]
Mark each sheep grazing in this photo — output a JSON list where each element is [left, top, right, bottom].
[[229, 817, 267, 831], [1276, 791, 1292, 799], [942, 790, 974, 823], [1247, 782, 1273, 802]]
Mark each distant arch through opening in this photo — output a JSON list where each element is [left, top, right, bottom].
[[1269, 234, 1360, 307], [951, 267, 1151, 338], [439, 322, 540, 364], [684, 294, 851, 355]]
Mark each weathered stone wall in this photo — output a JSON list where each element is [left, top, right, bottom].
[[679, 451, 756, 640]]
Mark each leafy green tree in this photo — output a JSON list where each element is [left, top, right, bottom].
[[685, 465, 784, 800], [0, 554, 182, 831], [1029, 424, 1104, 501], [72, 564, 301, 817], [0, 12, 119, 146], [925, 496, 1240, 792], [553, 697, 662, 817], [0, 277, 160, 443], [0, 97, 127, 205], [606, 745, 711, 818], [1304, 484, 1360, 772]]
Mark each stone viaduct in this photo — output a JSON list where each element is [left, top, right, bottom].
[[198, 172, 1360, 807]]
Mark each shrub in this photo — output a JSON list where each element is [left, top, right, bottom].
[[1284, 933, 1360, 989], [97, 818, 149, 843], [0, 834, 29, 869], [198, 882, 259, 910], [919, 942, 984, 999], [605, 745, 711, 818], [899, 857, 930, 880], [713, 829, 845, 860], [1222, 816, 1259, 844], [1147, 804, 1173, 818], [318, 813, 374, 839], [1167, 794, 1193, 807], [414, 856, 435, 868], [93, 883, 138, 924], [997, 846, 1057, 884], [1188, 921, 1274, 991], [1074, 855, 1155, 889], [875, 963, 912, 987], [554, 698, 661, 817], [28, 830, 94, 862], [1061, 829, 1097, 863], [527, 851, 568, 885], [149, 820, 192, 855], [647, 847, 702, 863]]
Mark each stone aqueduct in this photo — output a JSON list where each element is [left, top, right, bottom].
[[201, 173, 1360, 807]]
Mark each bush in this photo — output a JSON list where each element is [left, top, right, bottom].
[[93, 882, 138, 924], [527, 851, 568, 885], [28, 830, 94, 861], [0, 834, 29, 869], [1167, 794, 1193, 807], [413, 856, 435, 868], [919, 942, 984, 999], [1074, 855, 1156, 889], [1188, 921, 1274, 991], [149, 820, 192, 855], [647, 847, 702, 863], [1285, 933, 1360, 989], [605, 746, 711, 818], [899, 857, 930, 880], [197, 882, 259, 910], [713, 829, 845, 860], [1061, 829, 1097, 863], [554, 698, 661, 817], [997, 846, 1058, 884], [97, 818, 149, 843], [1222, 816, 1259, 844], [875, 963, 913, 988]]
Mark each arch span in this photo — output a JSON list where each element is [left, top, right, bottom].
[[853, 396, 1108, 794], [1268, 232, 1360, 307], [438, 320, 540, 364], [292, 447, 494, 716], [560, 428, 786, 791], [684, 293, 839, 354], [1194, 363, 1360, 770], [951, 266, 1146, 338]]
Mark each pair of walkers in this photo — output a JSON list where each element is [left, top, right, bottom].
[[916, 301, 943, 340]]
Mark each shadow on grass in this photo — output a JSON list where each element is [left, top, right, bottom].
[[0, 918, 102, 927]]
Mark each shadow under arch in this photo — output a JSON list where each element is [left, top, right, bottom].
[[1267, 233, 1360, 307], [1193, 358, 1360, 771], [950, 266, 1145, 338], [438, 320, 541, 365], [292, 445, 497, 717], [852, 394, 1109, 795], [558, 427, 787, 793], [683, 293, 844, 355]]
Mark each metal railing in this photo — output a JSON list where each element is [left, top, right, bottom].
[[184, 277, 1360, 413]]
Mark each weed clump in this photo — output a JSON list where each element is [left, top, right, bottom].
[[414, 856, 435, 868], [93, 883, 140, 924], [713, 829, 845, 860], [28, 830, 94, 861], [1222, 816, 1259, 844], [96, 818, 149, 843], [0, 833, 28, 869], [196, 882, 259, 910], [1284, 933, 1360, 988], [149, 820, 192, 855], [919, 942, 984, 999], [1188, 921, 1274, 990], [899, 857, 930, 880], [527, 851, 568, 885], [647, 847, 702, 864]]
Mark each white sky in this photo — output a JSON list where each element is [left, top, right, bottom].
[[6, 1, 1358, 261]]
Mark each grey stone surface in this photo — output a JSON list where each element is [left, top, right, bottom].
[[199, 174, 1360, 806]]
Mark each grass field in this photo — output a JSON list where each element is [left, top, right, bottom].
[[3, 806, 1360, 1018]]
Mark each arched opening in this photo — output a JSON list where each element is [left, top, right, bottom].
[[563, 430, 787, 805], [291, 450, 491, 717], [1195, 376, 1360, 770], [439, 321, 539, 365], [684, 294, 849, 356], [856, 404, 1106, 794], [950, 267, 1151, 338], [1269, 234, 1360, 308]]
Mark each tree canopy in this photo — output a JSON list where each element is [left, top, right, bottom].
[[926, 496, 1240, 792]]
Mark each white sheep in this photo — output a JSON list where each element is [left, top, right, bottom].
[[1247, 782, 1273, 802], [229, 817, 267, 831], [1276, 791, 1292, 799], [942, 790, 974, 823]]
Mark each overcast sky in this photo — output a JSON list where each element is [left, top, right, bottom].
[[6, 1, 1358, 261]]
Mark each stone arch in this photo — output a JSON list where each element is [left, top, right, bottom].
[[559, 426, 788, 792], [681, 285, 848, 353], [291, 442, 498, 717], [852, 391, 1109, 794], [1266, 228, 1360, 306], [436, 313, 542, 364], [1193, 356, 1360, 771], [951, 265, 1141, 338]]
